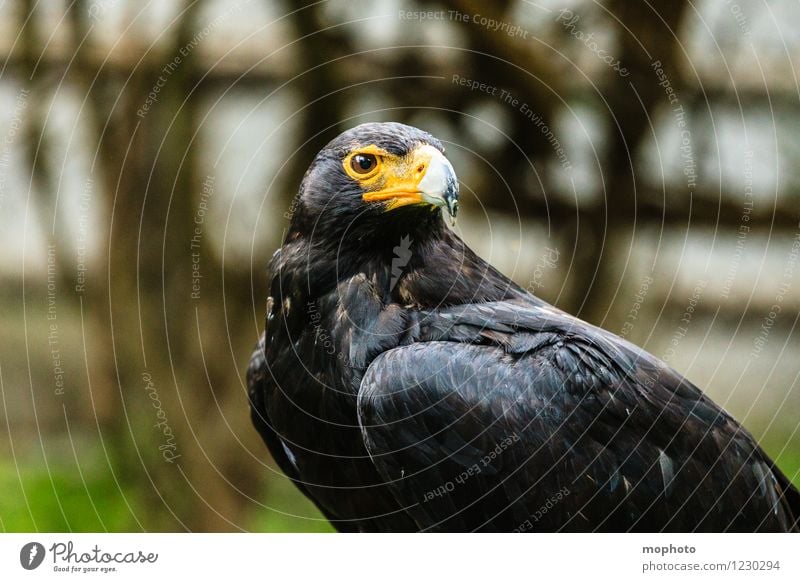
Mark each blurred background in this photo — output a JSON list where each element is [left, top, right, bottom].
[[1, 0, 799, 532]]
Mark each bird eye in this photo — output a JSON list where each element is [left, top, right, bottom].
[[350, 153, 378, 175]]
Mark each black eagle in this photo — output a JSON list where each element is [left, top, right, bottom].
[[248, 122, 800, 532]]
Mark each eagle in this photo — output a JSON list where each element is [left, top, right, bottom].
[[247, 122, 800, 532]]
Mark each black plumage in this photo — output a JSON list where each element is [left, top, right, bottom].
[[248, 122, 800, 532]]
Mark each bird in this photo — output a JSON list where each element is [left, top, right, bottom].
[[247, 121, 800, 532]]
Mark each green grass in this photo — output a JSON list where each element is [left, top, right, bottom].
[[0, 460, 143, 532], [0, 454, 335, 533], [771, 449, 800, 488], [248, 474, 335, 533]]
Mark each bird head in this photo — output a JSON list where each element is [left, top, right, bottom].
[[289, 122, 459, 247]]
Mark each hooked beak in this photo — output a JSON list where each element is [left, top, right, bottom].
[[362, 145, 459, 225]]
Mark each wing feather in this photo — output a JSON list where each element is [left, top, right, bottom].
[[357, 303, 800, 532]]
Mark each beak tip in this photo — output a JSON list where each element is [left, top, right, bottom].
[[443, 176, 459, 225], [447, 198, 458, 225]]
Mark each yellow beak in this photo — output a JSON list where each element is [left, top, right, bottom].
[[362, 145, 459, 222]]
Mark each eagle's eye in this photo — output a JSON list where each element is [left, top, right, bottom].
[[350, 153, 378, 175]]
